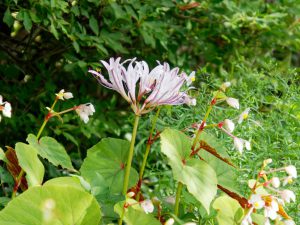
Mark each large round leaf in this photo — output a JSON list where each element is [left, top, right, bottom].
[[0, 177, 101, 225], [80, 138, 139, 194], [160, 128, 217, 214], [27, 134, 74, 170], [15, 142, 44, 187]]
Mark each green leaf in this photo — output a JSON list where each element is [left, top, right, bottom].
[[114, 200, 161, 225], [23, 11, 32, 31], [89, 16, 99, 35], [80, 138, 139, 194], [15, 143, 44, 187], [3, 8, 14, 27], [198, 132, 239, 192], [27, 134, 74, 170], [0, 178, 101, 225], [212, 195, 243, 225], [0, 147, 8, 163], [160, 128, 217, 213], [73, 41, 80, 53]]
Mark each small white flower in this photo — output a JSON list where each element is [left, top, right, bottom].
[[75, 103, 95, 123], [264, 200, 278, 220], [280, 190, 296, 203], [3, 102, 12, 118], [140, 199, 154, 214], [184, 71, 196, 86], [0, 95, 12, 119], [285, 165, 297, 178], [233, 137, 244, 153], [284, 220, 296, 225], [271, 177, 280, 188], [224, 119, 235, 133], [264, 158, 273, 166], [164, 218, 175, 225], [238, 108, 250, 124], [226, 97, 239, 109], [241, 207, 254, 225], [265, 218, 271, 225], [282, 176, 293, 186], [220, 81, 231, 91], [56, 89, 74, 100], [233, 138, 250, 153], [249, 194, 265, 209], [244, 140, 251, 150], [183, 223, 197, 225]]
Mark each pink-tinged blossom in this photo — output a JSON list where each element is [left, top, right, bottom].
[[270, 177, 280, 188], [249, 194, 265, 209], [280, 190, 296, 203], [0, 95, 12, 120], [224, 119, 235, 133], [56, 89, 73, 100], [88, 58, 196, 115], [140, 199, 154, 214], [285, 165, 297, 178], [226, 97, 239, 109], [164, 218, 175, 225], [233, 137, 251, 153], [264, 199, 278, 220], [75, 103, 95, 123]]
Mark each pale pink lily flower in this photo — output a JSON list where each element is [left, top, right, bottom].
[[226, 97, 239, 109], [140, 199, 154, 214], [75, 103, 95, 123], [89, 58, 196, 115]]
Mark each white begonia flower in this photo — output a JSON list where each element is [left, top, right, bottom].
[[220, 81, 231, 91], [285, 165, 297, 178], [271, 177, 280, 188], [280, 190, 296, 203], [264, 199, 279, 220], [264, 158, 273, 166], [3, 102, 12, 118], [224, 119, 235, 133], [184, 71, 196, 86], [241, 207, 254, 225], [140, 199, 154, 214], [265, 218, 271, 225], [56, 89, 74, 100], [238, 107, 250, 124], [164, 218, 175, 225], [233, 138, 250, 153], [183, 223, 197, 225], [284, 220, 296, 225], [88, 58, 196, 115], [249, 194, 265, 209], [226, 97, 239, 109], [0, 95, 12, 119], [233, 137, 244, 153], [282, 176, 293, 186], [75, 103, 95, 123]]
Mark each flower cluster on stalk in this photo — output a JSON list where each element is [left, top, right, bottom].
[[241, 159, 297, 225], [88, 57, 196, 115], [0, 95, 12, 122]]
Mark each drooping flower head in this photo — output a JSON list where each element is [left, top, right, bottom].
[[88, 58, 196, 115]]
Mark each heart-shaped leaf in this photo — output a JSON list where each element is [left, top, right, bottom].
[[160, 128, 217, 213], [27, 134, 74, 170]]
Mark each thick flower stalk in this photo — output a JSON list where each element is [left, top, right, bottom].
[[88, 57, 196, 115]]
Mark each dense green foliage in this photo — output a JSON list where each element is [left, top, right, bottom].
[[0, 0, 299, 224]]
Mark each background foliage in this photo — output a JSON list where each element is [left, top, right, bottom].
[[0, 0, 299, 223]]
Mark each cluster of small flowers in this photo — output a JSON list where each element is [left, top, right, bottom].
[[88, 57, 196, 115], [53, 89, 95, 123], [214, 82, 251, 153], [241, 159, 297, 225], [0, 95, 12, 122]]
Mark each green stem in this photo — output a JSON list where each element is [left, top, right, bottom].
[[136, 107, 161, 201], [122, 115, 140, 195], [174, 182, 183, 216], [36, 98, 58, 139]]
